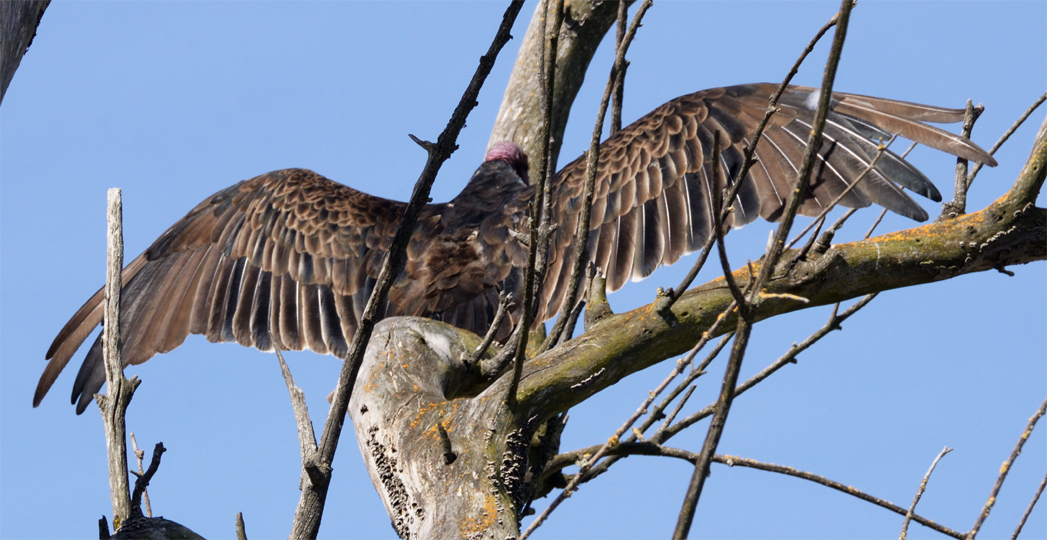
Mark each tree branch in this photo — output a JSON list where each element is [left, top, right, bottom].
[[515, 122, 1046, 423], [489, 0, 637, 182], [968, 396, 1047, 538], [901, 446, 953, 540], [94, 188, 140, 531], [0, 0, 50, 105], [546, 442, 966, 539], [289, 3, 525, 537]]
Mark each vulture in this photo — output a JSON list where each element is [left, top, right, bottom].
[[36, 83, 996, 414]]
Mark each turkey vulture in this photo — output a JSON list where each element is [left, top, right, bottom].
[[35, 83, 996, 413]]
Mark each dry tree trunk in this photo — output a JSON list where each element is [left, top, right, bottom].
[[488, 0, 632, 183], [0, 0, 50, 105]]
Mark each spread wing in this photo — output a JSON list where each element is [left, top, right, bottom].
[[39, 169, 440, 413], [535, 83, 997, 323]]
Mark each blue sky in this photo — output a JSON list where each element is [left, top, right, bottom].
[[2, 2, 1044, 539]]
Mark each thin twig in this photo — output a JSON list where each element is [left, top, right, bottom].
[[664, 10, 840, 309], [1011, 471, 1047, 540], [900, 446, 953, 540], [610, 0, 628, 135], [556, 299, 585, 346], [943, 100, 982, 217], [546, 442, 965, 540], [968, 396, 1047, 538], [538, 0, 653, 352], [568, 330, 734, 485], [967, 90, 1047, 187], [129, 433, 152, 518], [863, 141, 918, 239], [786, 135, 895, 251], [509, 0, 564, 402], [470, 291, 513, 363], [662, 294, 876, 441], [289, 4, 525, 537], [129, 443, 166, 521], [674, 4, 854, 534], [710, 133, 748, 311], [274, 348, 324, 488]]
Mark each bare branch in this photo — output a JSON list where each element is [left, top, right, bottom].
[[274, 348, 326, 490], [0, 0, 51, 105], [565, 326, 735, 485], [662, 7, 840, 311], [967, 91, 1047, 187], [94, 188, 140, 531], [1011, 472, 1047, 540], [941, 100, 983, 218], [548, 442, 966, 539], [674, 5, 855, 534], [129, 443, 166, 521], [509, 0, 564, 405], [662, 294, 877, 441], [900, 446, 953, 540], [129, 434, 152, 518], [968, 396, 1047, 538], [290, 6, 526, 535], [470, 291, 513, 364], [610, 0, 628, 135], [786, 136, 895, 251], [540, 0, 654, 352]]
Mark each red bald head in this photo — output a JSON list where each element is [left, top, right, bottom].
[[485, 141, 530, 184]]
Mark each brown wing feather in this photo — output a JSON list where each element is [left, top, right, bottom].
[[538, 83, 996, 324], [41, 83, 997, 413], [40, 169, 431, 412]]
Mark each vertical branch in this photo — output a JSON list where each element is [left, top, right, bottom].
[[610, 0, 628, 135], [508, 0, 564, 407], [750, 0, 852, 297], [95, 188, 139, 530], [235, 512, 247, 540], [540, 0, 654, 351], [967, 91, 1047, 187], [942, 100, 982, 217], [900, 446, 953, 540], [288, 4, 525, 537], [673, 2, 854, 536], [663, 9, 839, 309], [129, 434, 152, 518]]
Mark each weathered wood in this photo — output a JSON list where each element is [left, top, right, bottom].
[[488, 0, 634, 183], [0, 0, 50, 105], [95, 188, 139, 529], [349, 318, 527, 539]]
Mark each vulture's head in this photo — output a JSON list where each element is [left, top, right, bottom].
[[485, 141, 529, 184]]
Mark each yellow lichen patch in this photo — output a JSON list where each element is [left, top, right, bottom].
[[458, 492, 498, 538]]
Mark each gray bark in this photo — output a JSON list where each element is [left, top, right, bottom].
[[0, 0, 50, 106], [349, 319, 530, 539], [488, 0, 632, 183]]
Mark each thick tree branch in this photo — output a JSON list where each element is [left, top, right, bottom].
[[514, 126, 1046, 418]]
